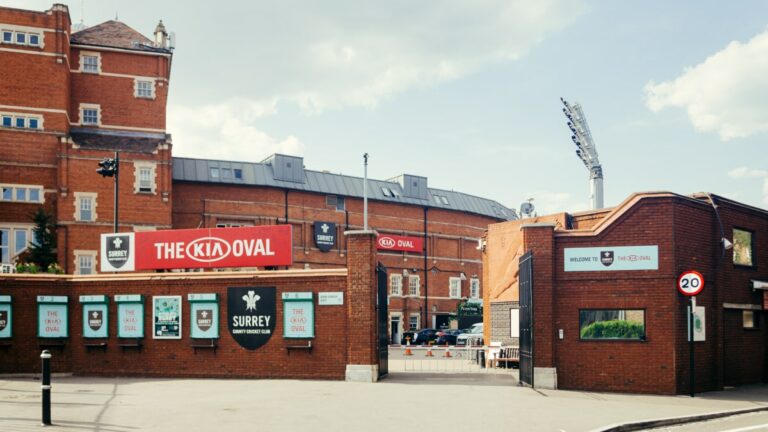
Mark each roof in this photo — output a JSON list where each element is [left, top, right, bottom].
[[71, 129, 169, 154], [70, 20, 169, 53], [172, 156, 517, 221]]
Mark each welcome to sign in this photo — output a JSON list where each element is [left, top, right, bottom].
[[102, 225, 293, 272]]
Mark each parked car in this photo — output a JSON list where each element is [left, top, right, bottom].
[[400, 331, 416, 345], [412, 328, 439, 345], [456, 323, 483, 346], [435, 329, 463, 345]]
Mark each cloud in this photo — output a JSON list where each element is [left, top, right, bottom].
[[644, 30, 768, 140], [728, 166, 768, 206], [168, 99, 304, 162], [522, 191, 590, 215]]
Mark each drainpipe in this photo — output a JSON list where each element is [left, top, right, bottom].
[[424, 207, 429, 328], [284, 190, 289, 224]]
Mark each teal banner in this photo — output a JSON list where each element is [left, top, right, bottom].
[[283, 293, 314, 339], [38, 304, 68, 338], [190, 302, 218, 338], [0, 302, 11, 338], [118, 303, 143, 338], [83, 303, 108, 338]]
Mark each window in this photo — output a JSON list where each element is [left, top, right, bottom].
[[408, 275, 420, 296], [470, 278, 480, 298], [74, 192, 97, 222], [0, 225, 34, 264], [14, 117, 24, 128], [326, 195, 345, 211], [389, 274, 402, 296], [434, 195, 449, 205], [15, 32, 25, 44], [733, 228, 754, 267], [135, 80, 155, 98], [28, 118, 38, 129], [134, 162, 156, 194], [82, 108, 99, 125], [74, 251, 97, 275], [28, 33, 39, 46], [0, 184, 43, 203], [409, 315, 419, 331], [336, 196, 345, 211], [81, 54, 100, 73], [221, 168, 232, 179], [743, 310, 759, 329], [0, 228, 7, 264], [14, 229, 27, 255], [210, 167, 220, 179], [382, 187, 393, 197], [2, 31, 11, 43], [0, 114, 41, 129], [579, 309, 645, 341], [233, 169, 243, 179], [1, 116, 10, 127], [449, 277, 461, 299]]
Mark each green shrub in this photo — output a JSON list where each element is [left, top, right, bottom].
[[580, 319, 644, 340]]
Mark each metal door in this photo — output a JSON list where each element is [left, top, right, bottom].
[[376, 262, 388, 378], [519, 251, 534, 387]]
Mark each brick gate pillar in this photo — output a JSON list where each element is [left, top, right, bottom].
[[344, 230, 379, 382], [521, 223, 557, 389]]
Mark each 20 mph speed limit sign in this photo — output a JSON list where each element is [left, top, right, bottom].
[[678, 270, 704, 296]]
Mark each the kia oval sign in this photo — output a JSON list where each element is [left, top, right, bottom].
[[376, 234, 423, 253], [134, 225, 293, 270]]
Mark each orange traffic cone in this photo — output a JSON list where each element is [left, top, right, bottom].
[[426, 343, 434, 357], [444, 345, 452, 358], [404, 338, 413, 356]]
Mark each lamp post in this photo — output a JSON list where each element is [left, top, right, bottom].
[[96, 152, 119, 232]]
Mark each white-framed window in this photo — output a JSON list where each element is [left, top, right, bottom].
[[134, 79, 155, 99], [80, 104, 100, 126], [215, 221, 253, 228], [0, 27, 43, 48], [0, 113, 43, 130], [133, 161, 157, 194], [0, 184, 44, 203], [0, 225, 34, 264], [326, 195, 345, 211], [28, 33, 40, 46], [74, 250, 97, 275], [210, 167, 220, 179], [1, 31, 11, 43], [233, 168, 243, 179], [74, 192, 97, 222], [449, 277, 461, 299], [15, 32, 25, 44], [390, 273, 402, 296], [409, 314, 420, 331], [470, 277, 480, 299], [1, 115, 10, 127], [80, 52, 101, 73], [408, 275, 420, 297]]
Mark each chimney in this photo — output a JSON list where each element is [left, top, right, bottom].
[[154, 20, 168, 48]]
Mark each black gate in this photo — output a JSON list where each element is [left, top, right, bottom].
[[376, 262, 388, 378], [519, 251, 534, 387]]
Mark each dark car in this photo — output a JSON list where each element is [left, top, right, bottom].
[[412, 328, 439, 345], [435, 329, 463, 345]]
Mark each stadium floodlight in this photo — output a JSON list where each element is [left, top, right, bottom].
[[561, 97, 604, 209]]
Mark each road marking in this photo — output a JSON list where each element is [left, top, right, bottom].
[[720, 423, 768, 432]]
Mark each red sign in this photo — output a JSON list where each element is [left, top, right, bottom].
[[376, 234, 423, 253], [677, 270, 704, 296], [134, 225, 293, 270]]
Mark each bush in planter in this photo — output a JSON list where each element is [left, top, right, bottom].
[[580, 319, 644, 340]]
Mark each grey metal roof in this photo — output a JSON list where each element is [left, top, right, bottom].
[[172, 156, 517, 221]]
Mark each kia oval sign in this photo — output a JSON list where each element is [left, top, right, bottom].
[[376, 234, 423, 253], [133, 225, 293, 270]]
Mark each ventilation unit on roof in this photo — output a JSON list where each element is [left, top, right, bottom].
[[262, 154, 305, 183], [388, 174, 427, 200]]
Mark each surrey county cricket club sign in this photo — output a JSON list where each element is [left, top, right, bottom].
[[101, 225, 293, 272], [227, 287, 276, 350], [377, 234, 423, 253]]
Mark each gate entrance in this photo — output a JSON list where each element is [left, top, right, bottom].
[[519, 251, 534, 387], [377, 262, 388, 378]]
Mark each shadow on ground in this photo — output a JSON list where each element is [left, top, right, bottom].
[[379, 372, 519, 387]]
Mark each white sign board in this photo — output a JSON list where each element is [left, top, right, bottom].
[[318, 292, 344, 306], [564, 246, 658, 272], [687, 306, 705, 342], [101, 232, 135, 272], [510, 308, 520, 338]]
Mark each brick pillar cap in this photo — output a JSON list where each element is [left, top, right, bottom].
[[520, 223, 557, 229], [343, 230, 379, 237]]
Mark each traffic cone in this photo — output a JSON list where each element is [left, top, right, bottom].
[[444, 345, 452, 358], [404, 338, 413, 356], [426, 343, 434, 357]]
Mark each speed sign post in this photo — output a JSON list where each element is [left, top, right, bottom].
[[678, 270, 704, 397]]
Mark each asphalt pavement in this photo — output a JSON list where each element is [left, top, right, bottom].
[[3, 374, 768, 432]]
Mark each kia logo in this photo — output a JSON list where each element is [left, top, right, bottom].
[[379, 237, 395, 248], [186, 237, 231, 263]]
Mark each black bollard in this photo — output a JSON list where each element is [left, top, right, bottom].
[[41, 350, 51, 426]]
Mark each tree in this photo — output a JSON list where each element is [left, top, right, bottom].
[[27, 207, 57, 271]]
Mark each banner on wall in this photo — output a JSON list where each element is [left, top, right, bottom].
[[116, 295, 144, 338], [0, 296, 11, 338], [564, 246, 658, 272], [227, 287, 276, 350], [102, 225, 293, 272], [80, 295, 108, 338], [313, 222, 337, 252], [153, 296, 181, 339], [37, 296, 68, 338], [282, 292, 314, 339], [188, 293, 219, 339]]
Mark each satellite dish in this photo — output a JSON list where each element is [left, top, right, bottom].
[[520, 202, 535, 217]]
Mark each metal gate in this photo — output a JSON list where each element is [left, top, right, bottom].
[[519, 251, 534, 387], [376, 262, 388, 378]]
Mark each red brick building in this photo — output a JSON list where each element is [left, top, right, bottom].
[[485, 192, 768, 394], [0, 4, 514, 343]]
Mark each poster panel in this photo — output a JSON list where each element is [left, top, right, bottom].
[[282, 292, 314, 339], [189, 293, 219, 339], [82, 303, 108, 338], [153, 295, 182, 339], [116, 296, 144, 338], [0, 296, 11, 338], [37, 296, 68, 338]]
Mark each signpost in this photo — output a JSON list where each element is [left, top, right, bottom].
[[678, 270, 704, 397]]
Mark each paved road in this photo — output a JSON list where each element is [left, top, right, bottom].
[[653, 411, 768, 432], [2, 376, 768, 432]]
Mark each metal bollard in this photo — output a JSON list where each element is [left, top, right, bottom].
[[41, 350, 51, 426]]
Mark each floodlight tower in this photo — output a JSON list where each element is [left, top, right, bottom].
[[561, 97, 604, 209]]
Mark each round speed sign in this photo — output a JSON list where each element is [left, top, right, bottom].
[[678, 270, 704, 296]]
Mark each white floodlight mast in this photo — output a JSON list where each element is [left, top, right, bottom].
[[561, 97, 604, 209]]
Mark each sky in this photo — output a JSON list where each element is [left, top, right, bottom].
[[11, 0, 768, 215]]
